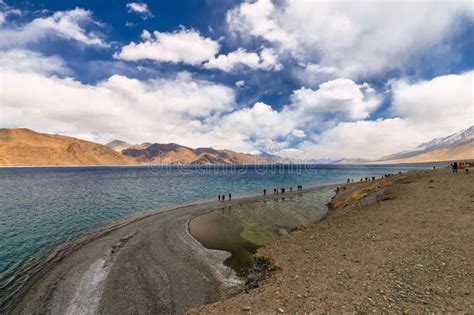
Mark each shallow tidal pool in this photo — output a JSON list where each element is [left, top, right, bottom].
[[189, 188, 335, 276]]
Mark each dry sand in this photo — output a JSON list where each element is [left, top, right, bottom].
[[192, 169, 474, 313]]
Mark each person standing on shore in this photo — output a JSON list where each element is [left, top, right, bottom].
[[453, 161, 458, 174], [229, 193, 231, 201], [264, 189, 266, 195], [218, 195, 221, 201]]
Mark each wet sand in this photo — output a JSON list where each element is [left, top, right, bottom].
[[193, 169, 474, 313], [9, 185, 335, 314]]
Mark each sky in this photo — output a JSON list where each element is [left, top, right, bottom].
[[0, 0, 473, 159]]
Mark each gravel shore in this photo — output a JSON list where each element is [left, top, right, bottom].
[[192, 169, 473, 313], [9, 185, 334, 314]]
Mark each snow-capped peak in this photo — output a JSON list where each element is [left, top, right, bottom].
[[417, 126, 474, 150]]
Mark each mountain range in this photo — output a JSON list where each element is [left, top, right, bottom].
[[373, 126, 474, 164], [0, 127, 472, 166], [0, 128, 132, 166], [106, 140, 274, 164]]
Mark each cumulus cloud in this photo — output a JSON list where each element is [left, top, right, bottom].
[[219, 102, 295, 140], [286, 71, 474, 159], [201, 78, 382, 153], [0, 49, 70, 75], [226, 0, 295, 48], [297, 119, 420, 159], [204, 47, 282, 72], [0, 48, 385, 154], [227, 0, 474, 79], [126, 2, 153, 19], [0, 7, 107, 48], [0, 53, 238, 147], [115, 27, 219, 65], [390, 71, 474, 137], [289, 79, 381, 121]]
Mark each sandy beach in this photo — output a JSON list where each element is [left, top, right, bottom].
[[8, 184, 334, 314], [193, 168, 473, 313]]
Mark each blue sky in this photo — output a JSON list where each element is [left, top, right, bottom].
[[0, 0, 473, 159]]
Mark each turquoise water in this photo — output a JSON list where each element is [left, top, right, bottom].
[[0, 164, 433, 307]]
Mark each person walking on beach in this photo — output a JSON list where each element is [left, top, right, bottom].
[[263, 189, 266, 195], [218, 195, 221, 201], [453, 161, 458, 174], [222, 195, 225, 201], [229, 193, 231, 201]]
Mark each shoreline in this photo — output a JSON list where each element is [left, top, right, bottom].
[[0, 160, 451, 168], [5, 182, 340, 314], [193, 169, 473, 313]]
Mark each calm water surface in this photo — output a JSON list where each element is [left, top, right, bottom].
[[0, 164, 434, 305]]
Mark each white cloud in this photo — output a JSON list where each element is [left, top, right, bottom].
[[288, 79, 381, 121], [227, 0, 474, 79], [202, 78, 380, 152], [204, 47, 282, 72], [235, 80, 245, 88], [0, 56, 238, 147], [0, 8, 107, 48], [390, 71, 474, 137], [190, 71, 472, 159], [0, 49, 70, 75], [287, 71, 474, 159], [126, 2, 153, 19], [115, 27, 220, 65], [291, 129, 305, 138], [297, 118, 419, 159], [218, 102, 295, 140], [0, 0, 21, 26], [226, 0, 295, 48], [1, 46, 471, 159]]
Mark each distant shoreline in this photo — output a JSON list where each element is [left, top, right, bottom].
[[0, 160, 454, 168]]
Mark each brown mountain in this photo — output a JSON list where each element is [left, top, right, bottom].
[[110, 141, 273, 164], [0, 128, 133, 166]]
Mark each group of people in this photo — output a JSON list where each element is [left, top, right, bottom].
[[218, 193, 231, 201], [220, 184, 305, 201], [451, 161, 470, 174], [261, 185, 303, 196]]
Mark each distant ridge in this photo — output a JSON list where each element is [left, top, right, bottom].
[[334, 158, 371, 164], [306, 126, 474, 165], [374, 126, 474, 164], [106, 141, 273, 165], [0, 129, 133, 166], [1, 127, 472, 166]]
